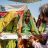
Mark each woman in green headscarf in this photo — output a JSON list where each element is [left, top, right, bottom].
[[17, 9, 39, 48]]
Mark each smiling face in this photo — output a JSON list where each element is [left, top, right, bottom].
[[26, 13, 30, 21], [25, 9, 31, 23]]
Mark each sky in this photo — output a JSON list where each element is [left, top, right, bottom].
[[0, 0, 48, 20]]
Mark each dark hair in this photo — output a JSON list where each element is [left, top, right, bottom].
[[36, 15, 43, 27], [38, 4, 48, 24], [24, 9, 31, 20], [39, 4, 48, 17]]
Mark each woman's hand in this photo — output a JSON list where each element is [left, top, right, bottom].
[[28, 35, 35, 43]]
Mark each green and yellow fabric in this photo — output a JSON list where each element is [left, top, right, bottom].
[[0, 12, 19, 48], [0, 41, 2, 48], [0, 11, 16, 32], [6, 40, 16, 48], [30, 16, 39, 34], [22, 11, 39, 35], [4, 21, 13, 32], [21, 12, 30, 35], [3, 16, 19, 48], [3, 14, 20, 32], [22, 21, 31, 35], [0, 40, 16, 48], [38, 22, 46, 33]]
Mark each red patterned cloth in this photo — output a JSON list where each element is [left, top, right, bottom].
[[0, 11, 8, 17]]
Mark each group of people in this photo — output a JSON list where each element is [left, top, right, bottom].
[[17, 4, 48, 48], [0, 3, 48, 48]]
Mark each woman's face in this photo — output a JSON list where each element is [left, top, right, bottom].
[[25, 13, 30, 22], [26, 14, 30, 20]]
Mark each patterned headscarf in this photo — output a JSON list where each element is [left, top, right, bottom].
[[24, 9, 31, 20]]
